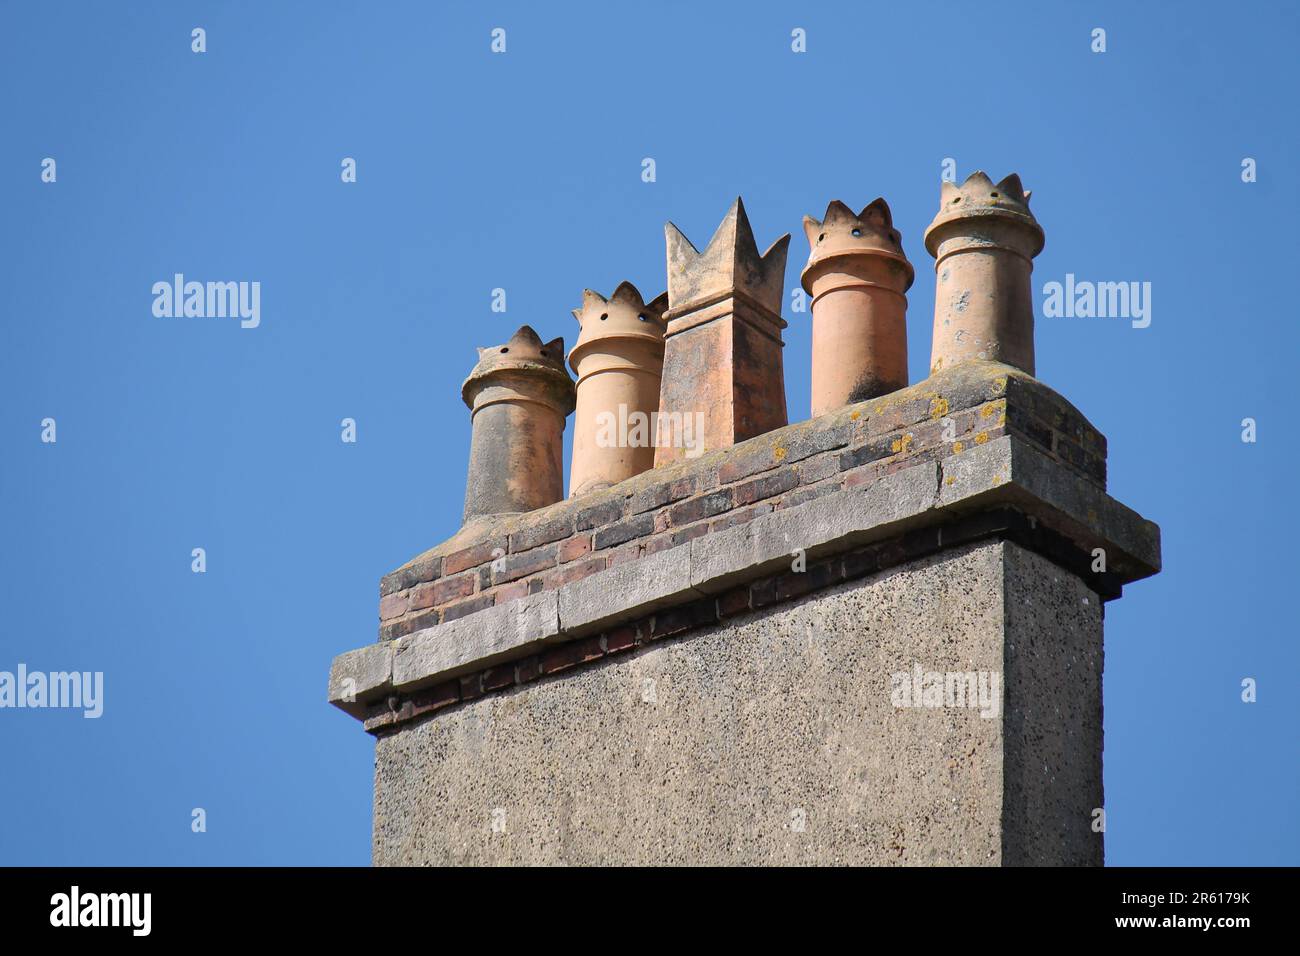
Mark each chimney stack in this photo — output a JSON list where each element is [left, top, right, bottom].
[[800, 198, 914, 415], [656, 198, 790, 466], [568, 282, 668, 497], [924, 171, 1044, 376], [460, 325, 575, 523]]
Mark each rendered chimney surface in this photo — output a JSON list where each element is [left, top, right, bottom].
[[568, 282, 668, 497], [801, 198, 914, 415], [656, 197, 791, 466], [331, 174, 1161, 867], [460, 325, 575, 523], [925, 171, 1044, 376]]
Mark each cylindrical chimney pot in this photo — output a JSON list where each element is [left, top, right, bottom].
[[460, 325, 575, 523], [801, 198, 913, 414], [924, 171, 1044, 376], [568, 282, 667, 497]]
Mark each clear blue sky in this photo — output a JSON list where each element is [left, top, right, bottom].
[[1, 1, 1295, 866]]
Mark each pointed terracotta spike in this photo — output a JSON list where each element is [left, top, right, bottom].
[[963, 170, 995, 188], [701, 197, 744, 260], [940, 179, 960, 201], [802, 214, 823, 248], [542, 336, 564, 356], [665, 220, 700, 271], [610, 280, 643, 307], [862, 197, 892, 226], [646, 291, 669, 316], [822, 200, 856, 227], [995, 173, 1026, 199], [1023, 189, 1032, 205], [571, 308, 583, 323], [508, 325, 544, 348], [760, 233, 790, 272]]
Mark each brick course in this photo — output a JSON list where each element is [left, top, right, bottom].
[[370, 364, 1110, 642]]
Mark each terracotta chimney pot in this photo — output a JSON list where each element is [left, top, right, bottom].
[[656, 197, 790, 466], [460, 325, 575, 523], [924, 171, 1044, 376], [568, 282, 668, 497], [800, 198, 913, 414]]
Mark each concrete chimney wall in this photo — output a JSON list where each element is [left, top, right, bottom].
[[801, 198, 914, 415], [568, 282, 668, 498], [329, 175, 1163, 866], [460, 325, 576, 523], [656, 198, 791, 466], [925, 172, 1044, 376]]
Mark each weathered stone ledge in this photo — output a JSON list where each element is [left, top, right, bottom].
[[329, 430, 1159, 725], [371, 362, 1110, 647]]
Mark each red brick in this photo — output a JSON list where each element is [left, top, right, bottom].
[[379, 592, 409, 621], [409, 680, 459, 718], [593, 513, 655, 550], [575, 498, 624, 531], [558, 534, 593, 563], [717, 587, 751, 618], [379, 607, 438, 641], [710, 503, 772, 533], [493, 543, 558, 585], [444, 538, 506, 576], [650, 599, 717, 638], [669, 489, 734, 526], [492, 579, 530, 604], [628, 476, 698, 515], [515, 656, 541, 684], [670, 522, 711, 547], [509, 515, 575, 553], [540, 637, 604, 675], [412, 572, 475, 608], [440, 593, 494, 623], [459, 673, 482, 701], [606, 541, 641, 567], [642, 533, 678, 556], [603, 625, 639, 654], [798, 453, 840, 485], [481, 666, 515, 692], [542, 555, 606, 589], [380, 554, 442, 596], [731, 467, 799, 507]]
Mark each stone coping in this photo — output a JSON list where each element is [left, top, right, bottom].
[[370, 362, 1111, 651], [329, 429, 1159, 722]]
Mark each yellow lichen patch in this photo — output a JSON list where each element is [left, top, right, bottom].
[[929, 397, 950, 420], [773, 444, 787, 462], [890, 433, 915, 455], [993, 375, 1007, 395], [992, 473, 1004, 486], [944, 475, 955, 486], [952, 441, 964, 454], [850, 410, 861, 421], [974, 431, 989, 445]]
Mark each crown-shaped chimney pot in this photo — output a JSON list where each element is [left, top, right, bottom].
[[924, 171, 1045, 376], [460, 325, 575, 523], [656, 198, 791, 466], [568, 282, 667, 497], [800, 197, 914, 414], [665, 197, 790, 316]]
